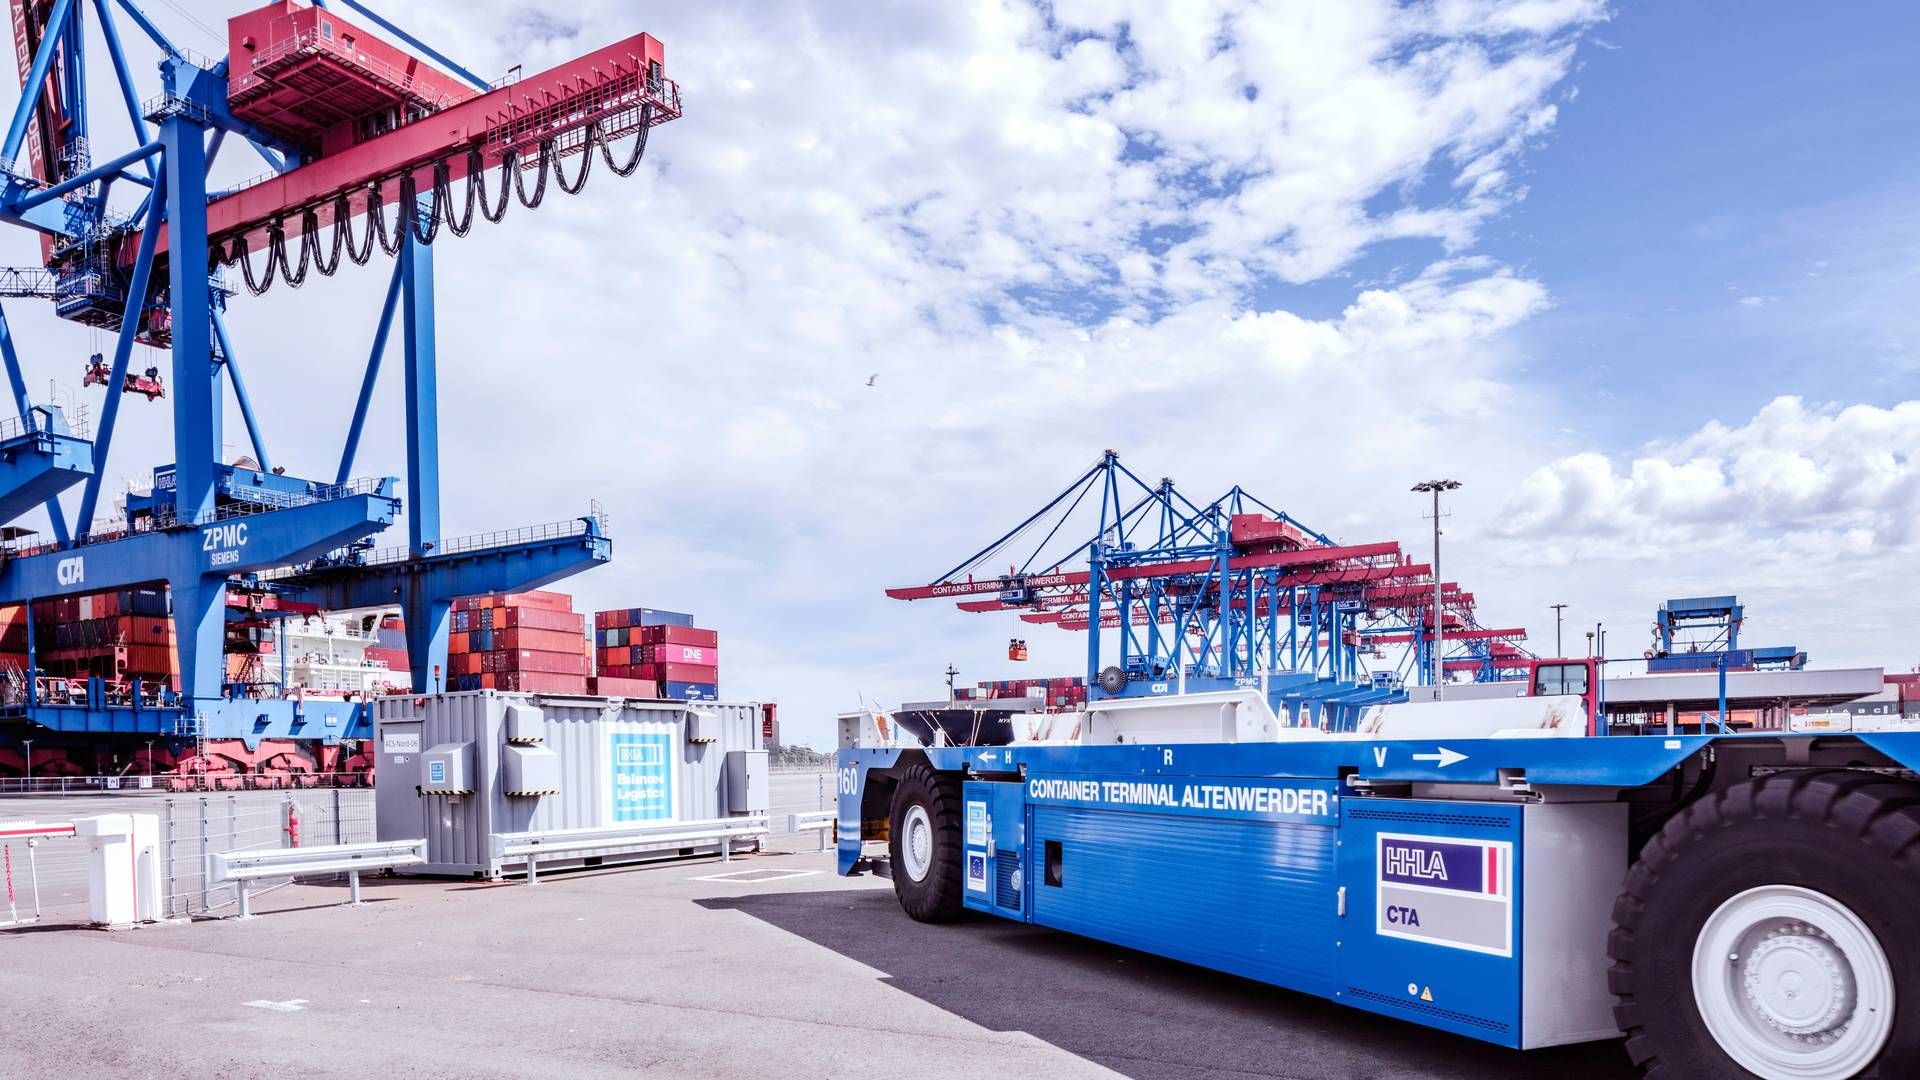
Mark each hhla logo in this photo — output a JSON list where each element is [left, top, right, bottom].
[[55, 555, 84, 586]]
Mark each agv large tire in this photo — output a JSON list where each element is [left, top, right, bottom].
[[888, 762, 965, 923], [1609, 770, 1920, 1079]]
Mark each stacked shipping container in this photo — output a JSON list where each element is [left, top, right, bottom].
[[953, 675, 1087, 711], [593, 607, 720, 700], [0, 589, 178, 689], [448, 591, 590, 694], [363, 613, 410, 675]]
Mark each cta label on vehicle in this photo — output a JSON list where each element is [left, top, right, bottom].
[[1025, 774, 1336, 824], [1375, 833, 1513, 957], [966, 800, 987, 846]]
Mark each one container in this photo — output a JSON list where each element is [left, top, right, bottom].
[[639, 642, 716, 666], [374, 691, 764, 878]]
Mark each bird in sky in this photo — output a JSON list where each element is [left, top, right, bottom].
[[866, 374, 878, 387]]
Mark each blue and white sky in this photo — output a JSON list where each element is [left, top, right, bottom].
[[3, 1, 1916, 746]]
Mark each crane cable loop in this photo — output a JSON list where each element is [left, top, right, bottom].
[[206, 116, 652, 295]]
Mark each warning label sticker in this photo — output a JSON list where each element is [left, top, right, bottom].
[[1375, 832, 1513, 957]]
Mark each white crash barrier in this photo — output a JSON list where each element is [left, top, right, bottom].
[[210, 838, 427, 918], [492, 815, 769, 884], [787, 811, 834, 851], [8, 814, 164, 928]]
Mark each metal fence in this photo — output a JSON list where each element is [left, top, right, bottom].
[[0, 773, 371, 796], [1, 788, 376, 926], [158, 789, 377, 918], [766, 767, 834, 852]]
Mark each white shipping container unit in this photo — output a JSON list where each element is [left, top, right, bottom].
[[374, 692, 767, 877]]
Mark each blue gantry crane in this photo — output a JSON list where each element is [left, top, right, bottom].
[[886, 452, 1532, 730], [0, 0, 678, 774], [1646, 594, 1806, 673]]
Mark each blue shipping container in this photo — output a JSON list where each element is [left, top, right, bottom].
[[662, 681, 719, 701], [635, 608, 695, 628]]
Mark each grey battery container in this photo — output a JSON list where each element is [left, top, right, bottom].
[[374, 691, 763, 877]]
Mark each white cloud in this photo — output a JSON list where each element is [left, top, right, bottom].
[[0, 0, 1608, 744], [1476, 396, 1920, 672], [1493, 396, 1920, 553]]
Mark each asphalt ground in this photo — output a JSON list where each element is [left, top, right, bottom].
[[0, 847, 1635, 1080]]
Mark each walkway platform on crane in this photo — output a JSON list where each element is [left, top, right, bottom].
[[0, 408, 92, 525], [265, 512, 612, 692]]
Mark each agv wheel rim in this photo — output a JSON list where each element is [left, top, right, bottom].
[[1691, 884, 1894, 1079], [901, 804, 934, 883]]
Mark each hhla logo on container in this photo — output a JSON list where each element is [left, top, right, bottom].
[[609, 730, 675, 822], [617, 742, 665, 767]]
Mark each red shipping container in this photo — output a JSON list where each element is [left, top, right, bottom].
[[457, 591, 574, 614], [498, 606, 586, 633], [595, 608, 633, 629], [639, 642, 716, 666], [510, 590, 575, 613], [588, 676, 660, 697], [634, 661, 718, 684], [497, 649, 588, 676], [126, 644, 177, 675], [498, 671, 589, 693], [635, 624, 717, 648], [496, 627, 586, 653]]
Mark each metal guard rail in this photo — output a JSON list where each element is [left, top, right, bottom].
[[210, 838, 426, 918], [493, 815, 768, 884], [258, 508, 610, 582], [2, 477, 394, 559], [787, 811, 835, 852]]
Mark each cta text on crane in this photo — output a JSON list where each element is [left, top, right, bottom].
[[1026, 776, 1337, 824]]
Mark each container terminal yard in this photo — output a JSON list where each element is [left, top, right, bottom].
[[2, 3, 1916, 1080]]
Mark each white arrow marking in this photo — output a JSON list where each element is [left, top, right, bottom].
[[975, 749, 996, 765], [1411, 747, 1467, 768], [245, 999, 308, 1012]]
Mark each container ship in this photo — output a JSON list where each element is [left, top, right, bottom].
[[0, 586, 737, 789]]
